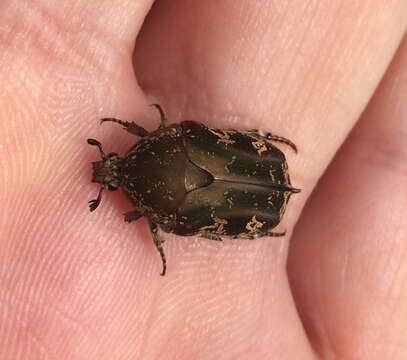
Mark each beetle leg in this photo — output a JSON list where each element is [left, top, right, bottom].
[[198, 231, 223, 241], [100, 118, 149, 137], [88, 186, 103, 212], [150, 103, 168, 128], [243, 230, 286, 237], [124, 210, 142, 223], [230, 230, 286, 239], [267, 230, 286, 237], [149, 221, 167, 276], [246, 130, 298, 153]]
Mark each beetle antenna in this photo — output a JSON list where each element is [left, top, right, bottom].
[[89, 187, 103, 212], [87, 138, 106, 160]]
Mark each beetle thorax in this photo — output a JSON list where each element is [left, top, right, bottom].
[[91, 153, 122, 190]]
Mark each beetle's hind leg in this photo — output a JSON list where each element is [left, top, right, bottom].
[[246, 130, 297, 153], [267, 230, 286, 237], [100, 118, 149, 137], [230, 229, 286, 239], [198, 231, 223, 241], [248, 229, 286, 237], [149, 221, 167, 276]]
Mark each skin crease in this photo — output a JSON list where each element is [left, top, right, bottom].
[[0, 0, 406, 359]]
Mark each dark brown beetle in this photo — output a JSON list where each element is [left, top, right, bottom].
[[88, 105, 300, 275]]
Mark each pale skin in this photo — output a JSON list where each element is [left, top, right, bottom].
[[0, 1, 406, 359]]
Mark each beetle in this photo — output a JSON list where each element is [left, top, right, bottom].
[[87, 104, 300, 275]]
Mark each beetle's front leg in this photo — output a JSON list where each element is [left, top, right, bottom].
[[246, 130, 298, 153], [149, 221, 167, 276], [100, 118, 149, 137]]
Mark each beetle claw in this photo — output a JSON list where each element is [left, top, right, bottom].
[[88, 199, 99, 212], [89, 187, 103, 212], [150, 103, 167, 128]]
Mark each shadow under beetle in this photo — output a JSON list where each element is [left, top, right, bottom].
[[88, 105, 300, 275]]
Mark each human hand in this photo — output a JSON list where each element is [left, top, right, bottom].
[[1, 1, 406, 359]]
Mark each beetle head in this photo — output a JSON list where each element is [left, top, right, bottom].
[[87, 138, 122, 211]]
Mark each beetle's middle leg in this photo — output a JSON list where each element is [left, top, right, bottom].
[[149, 221, 167, 276], [100, 104, 167, 136], [100, 118, 149, 137], [246, 130, 297, 153]]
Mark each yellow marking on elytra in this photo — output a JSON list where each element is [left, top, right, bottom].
[[282, 161, 289, 183], [208, 128, 236, 146], [226, 197, 233, 208], [246, 216, 264, 233], [199, 216, 228, 234], [267, 194, 275, 208], [224, 155, 237, 172], [269, 168, 276, 182], [279, 191, 290, 220], [251, 139, 268, 156]]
